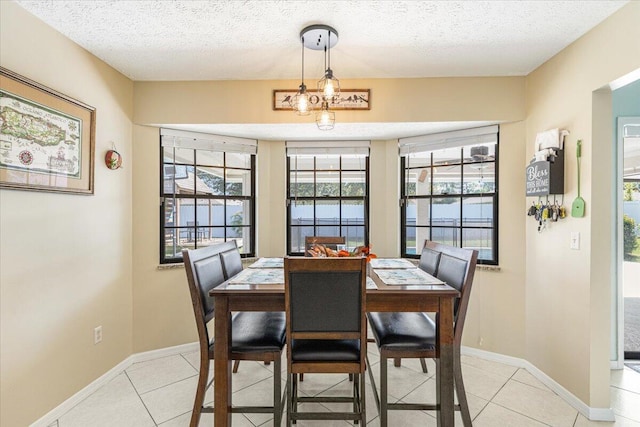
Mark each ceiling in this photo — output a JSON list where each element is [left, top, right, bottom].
[[14, 0, 629, 141]]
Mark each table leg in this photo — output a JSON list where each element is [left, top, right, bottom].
[[214, 297, 232, 427], [436, 297, 455, 427]]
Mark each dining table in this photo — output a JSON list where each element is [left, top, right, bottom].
[[210, 257, 460, 427]]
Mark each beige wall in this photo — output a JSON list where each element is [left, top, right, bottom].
[[524, 2, 640, 407], [0, 2, 134, 426]]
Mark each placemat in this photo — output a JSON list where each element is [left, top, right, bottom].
[[369, 258, 416, 269], [374, 268, 444, 285], [228, 268, 284, 285], [248, 257, 284, 268]]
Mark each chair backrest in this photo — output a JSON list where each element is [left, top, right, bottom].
[[182, 241, 240, 348], [219, 240, 243, 279], [304, 236, 346, 256], [418, 245, 441, 276], [284, 257, 367, 367], [423, 241, 478, 345]]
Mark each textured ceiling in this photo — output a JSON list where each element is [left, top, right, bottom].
[[12, 0, 629, 140]]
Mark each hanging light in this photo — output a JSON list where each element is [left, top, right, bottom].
[[291, 32, 311, 115], [297, 25, 339, 130], [317, 29, 340, 102], [316, 100, 335, 131]]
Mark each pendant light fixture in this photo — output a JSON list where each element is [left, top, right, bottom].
[[316, 100, 335, 130], [317, 30, 340, 102], [297, 24, 339, 130], [291, 31, 311, 115]]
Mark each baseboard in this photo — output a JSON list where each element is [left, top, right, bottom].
[[462, 346, 616, 422], [29, 342, 199, 427]]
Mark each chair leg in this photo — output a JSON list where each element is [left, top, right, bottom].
[[353, 373, 359, 424], [360, 372, 367, 426], [380, 355, 388, 427], [454, 349, 472, 427], [274, 356, 282, 427], [233, 360, 240, 373], [190, 356, 209, 427], [299, 373, 304, 381], [420, 357, 429, 373], [286, 373, 292, 427], [393, 357, 401, 367]]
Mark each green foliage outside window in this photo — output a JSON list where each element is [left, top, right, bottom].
[[624, 214, 639, 261]]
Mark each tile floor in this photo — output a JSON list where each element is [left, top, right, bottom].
[[47, 347, 640, 427]]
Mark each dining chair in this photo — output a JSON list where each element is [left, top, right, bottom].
[[366, 241, 478, 427], [183, 243, 286, 427], [393, 243, 442, 373], [217, 240, 252, 374], [284, 257, 368, 426], [304, 235, 346, 256]]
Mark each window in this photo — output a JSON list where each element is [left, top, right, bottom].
[[400, 126, 499, 264], [286, 141, 370, 255], [160, 129, 256, 263]]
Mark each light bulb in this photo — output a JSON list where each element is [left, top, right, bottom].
[[324, 81, 335, 98], [297, 93, 309, 114]]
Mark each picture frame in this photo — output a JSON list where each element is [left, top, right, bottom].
[[0, 67, 95, 195], [273, 89, 370, 111]]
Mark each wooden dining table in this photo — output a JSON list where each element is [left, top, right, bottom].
[[210, 258, 460, 427]]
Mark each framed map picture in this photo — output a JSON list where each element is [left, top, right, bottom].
[[0, 67, 95, 194]]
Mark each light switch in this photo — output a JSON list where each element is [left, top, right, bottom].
[[570, 232, 580, 250]]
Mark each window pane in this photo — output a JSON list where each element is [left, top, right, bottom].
[[226, 168, 251, 196], [316, 200, 340, 226], [431, 228, 460, 247], [291, 200, 314, 225], [316, 171, 340, 196], [163, 147, 174, 163], [433, 166, 461, 195], [230, 234, 251, 254], [405, 168, 431, 196], [193, 198, 224, 226], [315, 155, 340, 170], [164, 165, 193, 194], [405, 199, 430, 226], [432, 197, 460, 227], [343, 225, 366, 250], [197, 228, 229, 248], [341, 200, 364, 224], [227, 200, 251, 226], [172, 198, 195, 226], [291, 226, 315, 252], [463, 197, 494, 227], [291, 155, 314, 170], [341, 171, 366, 196], [175, 147, 194, 164], [463, 163, 495, 194], [316, 226, 341, 237], [196, 150, 223, 167], [405, 152, 431, 168], [197, 167, 224, 195], [405, 226, 430, 255], [463, 228, 494, 261], [463, 144, 496, 164], [289, 171, 314, 197], [226, 153, 251, 169], [342, 156, 366, 170], [163, 228, 181, 259], [432, 147, 461, 165], [163, 196, 177, 226]]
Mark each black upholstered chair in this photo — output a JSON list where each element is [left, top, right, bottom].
[[219, 240, 244, 279], [284, 257, 367, 426], [183, 242, 286, 427], [367, 241, 478, 427]]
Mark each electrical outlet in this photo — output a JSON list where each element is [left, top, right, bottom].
[[94, 326, 102, 344]]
